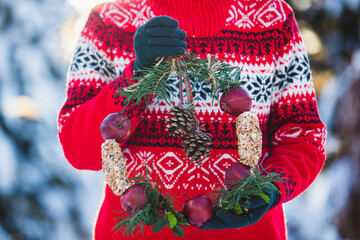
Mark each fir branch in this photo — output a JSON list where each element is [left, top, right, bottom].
[[114, 204, 153, 236], [113, 166, 189, 237], [119, 52, 242, 107], [210, 168, 284, 212]]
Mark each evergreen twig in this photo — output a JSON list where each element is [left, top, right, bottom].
[[119, 52, 242, 107], [209, 167, 284, 213], [113, 166, 188, 237]]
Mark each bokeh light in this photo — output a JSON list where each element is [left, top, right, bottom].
[[2, 95, 39, 120], [67, 0, 108, 13], [290, 0, 312, 11]]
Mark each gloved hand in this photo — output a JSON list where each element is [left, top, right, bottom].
[[200, 186, 280, 230], [133, 16, 187, 71]]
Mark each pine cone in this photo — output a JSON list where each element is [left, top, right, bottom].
[[182, 130, 212, 165], [166, 105, 196, 137]]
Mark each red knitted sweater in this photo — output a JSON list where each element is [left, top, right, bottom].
[[58, 0, 327, 239]]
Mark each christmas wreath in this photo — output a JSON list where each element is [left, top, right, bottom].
[[99, 52, 283, 237]]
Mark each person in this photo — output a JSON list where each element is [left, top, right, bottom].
[[57, 0, 327, 239]]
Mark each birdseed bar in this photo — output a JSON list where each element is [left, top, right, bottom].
[[236, 111, 262, 171], [101, 139, 132, 196]]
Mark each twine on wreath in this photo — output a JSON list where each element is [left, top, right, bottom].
[[174, 58, 194, 105], [206, 54, 221, 97], [170, 58, 178, 76], [184, 69, 194, 105], [176, 59, 185, 104]]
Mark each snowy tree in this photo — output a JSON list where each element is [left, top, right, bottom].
[[0, 0, 103, 239]]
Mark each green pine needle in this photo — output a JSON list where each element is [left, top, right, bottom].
[[209, 167, 284, 213], [113, 166, 189, 237], [119, 52, 242, 108]]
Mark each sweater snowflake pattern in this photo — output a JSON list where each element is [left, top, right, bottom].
[[58, 0, 327, 239]]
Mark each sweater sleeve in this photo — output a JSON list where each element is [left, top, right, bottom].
[[57, 6, 145, 171], [263, 7, 327, 207]]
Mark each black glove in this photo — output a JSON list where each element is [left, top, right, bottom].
[[200, 186, 280, 230], [133, 16, 187, 71]]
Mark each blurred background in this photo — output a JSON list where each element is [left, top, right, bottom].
[[0, 0, 359, 239]]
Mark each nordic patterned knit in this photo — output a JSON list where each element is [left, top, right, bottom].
[[57, 0, 327, 239]]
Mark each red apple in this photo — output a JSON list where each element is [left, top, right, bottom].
[[225, 162, 250, 189], [220, 87, 252, 117], [182, 194, 213, 227], [120, 184, 148, 215], [100, 113, 132, 144]]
